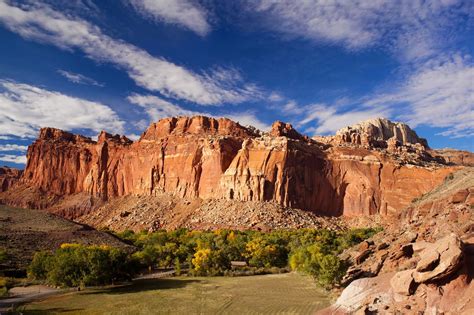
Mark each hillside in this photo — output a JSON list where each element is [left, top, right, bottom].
[[0, 205, 132, 273]]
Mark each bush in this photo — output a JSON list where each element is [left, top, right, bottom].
[[28, 251, 53, 281], [0, 248, 7, 264], [0, 277, 14, 297], [317, 254, 346, 287]]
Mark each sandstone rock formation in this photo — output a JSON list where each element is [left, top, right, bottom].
[[335, 117, 429, 149], [0, 116, 461, 220], [320, 168, 474, 314], [431, 148, 474, 166], [0, 167, 22, 192]]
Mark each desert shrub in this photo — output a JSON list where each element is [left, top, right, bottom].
[[336, 228, 381, 251], [317, 254, 346, 287], [0, 277, 14, 297], [0, 248, 7, 264], [444, 173, 455, 182], [174, 257, 181, 276], [288, 244, 346, 287]]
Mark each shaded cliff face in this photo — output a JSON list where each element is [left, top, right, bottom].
[[3, 116, 461, 217], [0, 167, 22, 192]]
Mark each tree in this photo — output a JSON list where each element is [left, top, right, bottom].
[[192, 248, 211, 273]]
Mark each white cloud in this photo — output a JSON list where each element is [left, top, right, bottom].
[[248, 0, 472, 60], [0, 154, 26, 164], [295, 103, 389, 135], [57, 70, 104, 87], [225, 112, 270, 131], [127, 93, 202, 122], [366, 54, 474, 138], [0, 1, 260, 105], [125, 133, 141, 141], [0, 81, 124, 138], [128, 93, 270, 131], [268, 91, 284, 102], [0, 144, 28, 152], [129, 0, 210, 36], [281, 100, 303, 115], [279, 53, 473, 138]]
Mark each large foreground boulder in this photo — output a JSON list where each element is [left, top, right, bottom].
[[413, 234, 463, 283]]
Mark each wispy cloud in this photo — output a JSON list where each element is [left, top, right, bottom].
[[57, 70, 104, 87], [128, 0, 211, 36], [0, 1, 261, 105], [0, 80, 124, 138], [268, 91, 284, 102], [247, 0, 473, 61], [366, 53, 474, 138], [0, 144, 28, 152], [286, 53, 474, 138], [127, 93, 202, 122], [0, 154, 26, 164], [225, 112, 270, 131], [298, 103, 390, 135], [128, 93, 270, 131]]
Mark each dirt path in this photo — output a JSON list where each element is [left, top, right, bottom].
[[133, 270, 176, 280], [0, 270, 179, 311], [0, 285, 64, 312]]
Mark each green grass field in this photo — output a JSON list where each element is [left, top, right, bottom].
[[24, 273, 330, 314]]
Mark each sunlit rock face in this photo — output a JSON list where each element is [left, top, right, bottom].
[[5, 116, 458, 217], [335, 117, 429, 149]]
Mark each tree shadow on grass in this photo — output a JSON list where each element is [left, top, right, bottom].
[[82, 278, 202, 295], [6, 307, 84, 314]]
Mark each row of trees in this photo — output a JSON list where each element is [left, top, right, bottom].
[[28, 244, 136, 287], [119, 227, 379, 287], [27, 228, 379, 288]]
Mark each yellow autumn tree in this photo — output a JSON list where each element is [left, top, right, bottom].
[[192, 248, 211, 272]]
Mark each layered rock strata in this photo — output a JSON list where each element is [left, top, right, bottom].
[[1, 116, 461, 217]]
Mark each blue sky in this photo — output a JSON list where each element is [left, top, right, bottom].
[[0, 0, 473, 167]]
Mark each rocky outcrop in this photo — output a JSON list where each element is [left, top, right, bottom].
[[335, 117, 429, 149], [326, 234, 472, 314], [269, 121, 306, 140], [0, 116, 462, 219], [412, 234, 463, 283], [0, 167, 22, 192], [320, 168, 474, 314], [431, 149, 474, 166]]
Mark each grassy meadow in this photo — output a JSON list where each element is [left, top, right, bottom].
[[23, 273, 330, 314]]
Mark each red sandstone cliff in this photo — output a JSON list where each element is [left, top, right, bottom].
[[0, 166, 22, 192], [0, 116, 463, 218]]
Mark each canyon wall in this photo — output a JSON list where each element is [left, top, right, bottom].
[[5, 116, 459, 217]]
